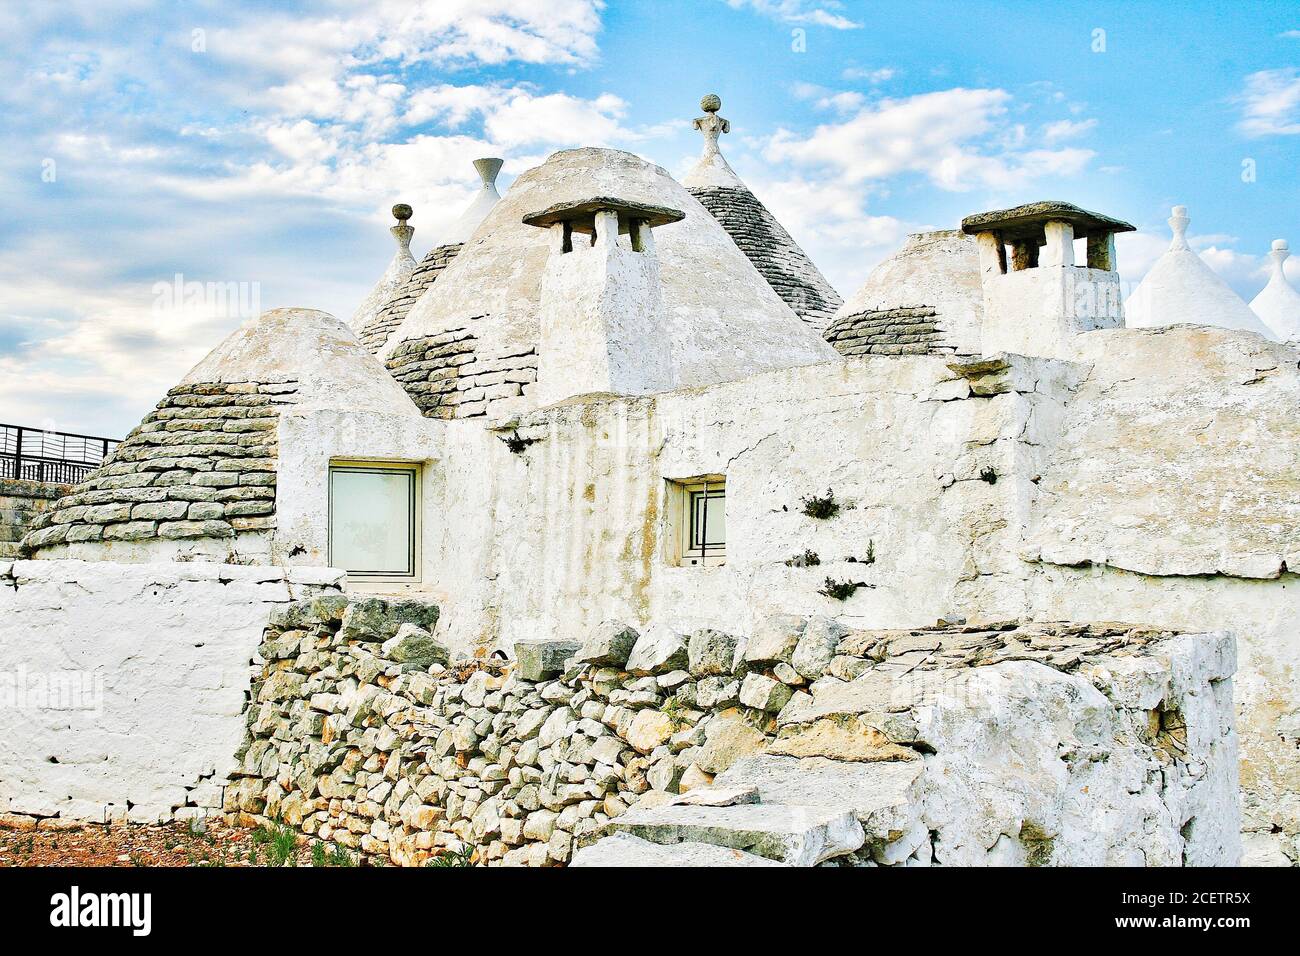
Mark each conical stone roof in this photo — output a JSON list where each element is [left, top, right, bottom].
[[1250, 239, 1300, 342], [824, 230, 983, 357], [357, 158, 505, 354], [349, 205, 417, 332], [683, 95, 843, 329], [1125, 206, 1276, 340], [384, 146, 838, 420], [23, 308, 416, 559]]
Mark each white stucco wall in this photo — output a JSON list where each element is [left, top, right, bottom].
[[0, 559, 342, 823]]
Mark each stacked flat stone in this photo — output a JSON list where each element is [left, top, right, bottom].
[[21, 381, 295, 551], [689, 185, 843, 328], [822, 305, 949, 356], [358, 242, 463, 354], [385, 328, 537, 420], [227, 597, 1190, 867]]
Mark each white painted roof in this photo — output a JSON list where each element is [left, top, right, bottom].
[[387, 147, 836, 394], [183, 307, 420, 415], [837, 229, 982, 318], [1125, 206, 1276, 340], [1250, 240, 1300, 342], [443, 158, 504, 244], [348, 207, 417, 331]]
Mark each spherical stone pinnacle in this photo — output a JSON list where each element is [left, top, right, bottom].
[[700, 93, 722, 113], [392, 203, 413, 221]]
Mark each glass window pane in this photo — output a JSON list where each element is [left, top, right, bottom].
[[689, 489, 725, 552], [329, 467, 414, 575], [703, 493, 725, 547]]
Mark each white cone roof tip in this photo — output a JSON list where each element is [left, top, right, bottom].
[[183, 307, 420, 415], [1250, 239, 1300, 342], [1124, 205, 1277, 340], [443, 157, 504, 244], [348, 204, 418, 330], [683, 93, 747, 190]]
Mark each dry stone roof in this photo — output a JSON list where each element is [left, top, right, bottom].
[[358, 242, 462, 353], [683, 95, 842, 329], [384, 147, 837, 421], [23, 308, 418, 556], [823, 305, 947, 356], [826, 230, 983, 357]]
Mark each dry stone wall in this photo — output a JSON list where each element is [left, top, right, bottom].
[[229, 596, 1237, 867], [21, 382, 295, 554], [359, 242, 462, 353], [823, 306, 952, 357], [0, 478, 67, 558]]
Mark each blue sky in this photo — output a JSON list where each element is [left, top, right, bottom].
[[1, 0, 1297, 438]]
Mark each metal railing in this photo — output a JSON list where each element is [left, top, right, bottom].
[[0, 423, 121, 485]]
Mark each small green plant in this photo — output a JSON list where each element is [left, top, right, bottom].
[[846, 540, 876, 565], [661, 695, 690, 731], [251, 819, 299, 867], [800, 489, 841, 520], [979, 467, 997, 484], [328, 844, 356, 867], [427, 846, 476, 867], [311, 841, 327, 867], [502, 431, 538, 454], [819, 577, 868, 601], [784, 549, 820, 567]]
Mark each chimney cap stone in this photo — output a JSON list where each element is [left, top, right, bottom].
[[961, 200, 1134, 241], [392, 203, 413, 222], [522, 196, 685, 235]]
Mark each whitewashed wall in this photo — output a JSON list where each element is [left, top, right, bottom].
[[0, 560, 342, 823]]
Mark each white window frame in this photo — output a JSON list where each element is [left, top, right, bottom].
[[665, 476, 726, 567], [327, 459, 421, 583]]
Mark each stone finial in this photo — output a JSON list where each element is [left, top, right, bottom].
[[1168, 205, 1190, 251], [693, 93, 730, 159], [390, 203, 414, 253], [473, 157, 504, 189], [1270, 238, 1291, 277]]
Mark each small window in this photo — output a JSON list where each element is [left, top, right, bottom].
[[667, 477, 725, 567], [328, 461, 419, 581]]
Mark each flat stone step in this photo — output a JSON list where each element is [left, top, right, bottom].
[[610, 802, 864, 866], [571, 833, 786, 867], [716, 754, 923, 841]]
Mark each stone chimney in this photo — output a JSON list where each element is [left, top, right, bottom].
[[961, 201, 1135, 359], [522, 196, 684, 405]]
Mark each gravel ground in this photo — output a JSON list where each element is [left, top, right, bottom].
[[0, 817, 357, 867]]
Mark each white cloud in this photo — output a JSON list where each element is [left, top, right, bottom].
[[1237, 67, 1300, 136], [1042, 118, 1097, 143], [842, 66, 897, 84], [722, 0, 861, 30], [749, 174, 913, 294], [765, 88, 1095, 192]]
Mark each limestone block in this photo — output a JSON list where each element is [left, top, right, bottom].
[[381, 623, 449, 667], [514, 638, 581, 681], [688, 629, 740, 677], [744, 615, 806, 665], [626, 625, 689, 676], [571, 833, 786, 867], [574, 622, 639, 668], [610, 803, 864, 866]]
